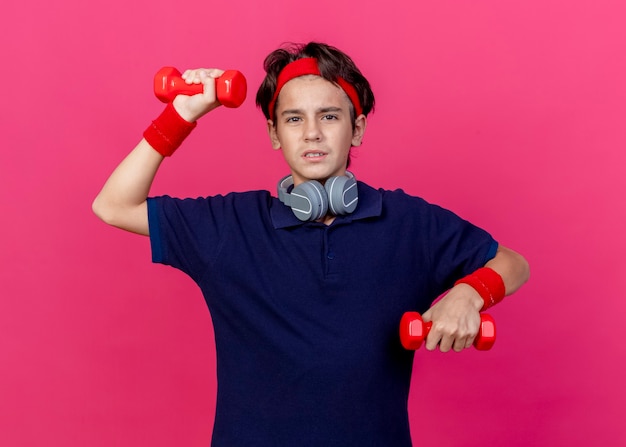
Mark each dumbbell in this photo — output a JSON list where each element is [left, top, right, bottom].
[[399, 312, 496, 351], [153, 66, 247, 108]]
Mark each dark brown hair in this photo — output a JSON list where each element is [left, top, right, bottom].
[[256, 42, 375, 123]]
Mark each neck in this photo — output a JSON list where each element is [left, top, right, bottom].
[[318, 215, 336, 225]]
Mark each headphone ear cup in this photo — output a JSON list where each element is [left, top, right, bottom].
[[325, 175, 358, 216], [290, 180, 328, 221]]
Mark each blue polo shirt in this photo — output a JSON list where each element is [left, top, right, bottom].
[[147, 181, 497, 447]]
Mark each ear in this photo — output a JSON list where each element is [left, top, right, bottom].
[[266, 120, 281, 150], [351, 114, 367, 147]]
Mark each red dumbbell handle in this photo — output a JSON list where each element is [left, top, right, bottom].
[[399, 312, 496, 351], [153, 66, 247, 108]]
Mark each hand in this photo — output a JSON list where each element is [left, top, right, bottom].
[[172, 68, 225, 122], [421, 284, 484, 352]]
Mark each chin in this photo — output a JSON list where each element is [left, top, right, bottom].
[[292, 164, 346, 185]]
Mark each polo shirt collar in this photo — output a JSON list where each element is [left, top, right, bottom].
[[270, 181, 382, 229]]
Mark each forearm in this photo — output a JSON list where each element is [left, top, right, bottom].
[[92, 139, 163, 235], [485, 245, 530, 296], [422, 245, 529, 352]]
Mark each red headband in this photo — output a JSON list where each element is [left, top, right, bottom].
[[268, 57, 363, 121]]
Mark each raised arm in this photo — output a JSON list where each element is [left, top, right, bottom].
[[92, 68, 226, 235]]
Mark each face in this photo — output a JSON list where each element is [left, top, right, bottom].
[[268, 75, 366, 186]]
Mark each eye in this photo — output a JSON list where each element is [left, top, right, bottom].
[[322, 114, 338, 120], [285, 116, 301, 123]]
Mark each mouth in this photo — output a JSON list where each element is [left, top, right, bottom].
[[303, 150, 327, 159]]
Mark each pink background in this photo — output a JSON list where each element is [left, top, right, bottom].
[[1, 0, 624, 446]]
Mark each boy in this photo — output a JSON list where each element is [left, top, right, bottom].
[[93, 42, 529, 446]]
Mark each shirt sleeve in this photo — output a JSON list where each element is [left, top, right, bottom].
[[147, 195, 228, 282], [422, 201, 498, 294]]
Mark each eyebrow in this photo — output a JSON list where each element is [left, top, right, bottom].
[[280, 106, 344, 116]]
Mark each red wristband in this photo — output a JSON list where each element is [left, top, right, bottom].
[[455, 267, 506, 311], [143, 102, 197, 157]]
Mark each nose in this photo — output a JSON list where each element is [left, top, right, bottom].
[[303, 119, 322, 141]]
